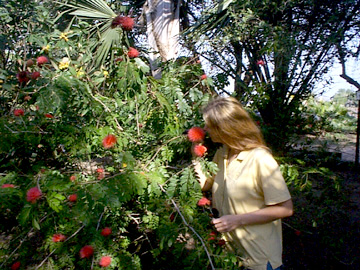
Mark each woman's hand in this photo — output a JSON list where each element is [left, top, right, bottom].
[[212, 215, 241, 233], [212, 199, 294, 233]]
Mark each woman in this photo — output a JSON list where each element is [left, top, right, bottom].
[[193, 97, 293, 270]]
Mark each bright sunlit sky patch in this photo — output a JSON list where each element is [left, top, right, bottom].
[[221, 57, 359, 100], [315, 58, 359, 100]]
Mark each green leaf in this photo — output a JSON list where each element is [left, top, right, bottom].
[[46, 192, 65, 212], [32, 218, 40, 230], [217, 0, 235, 13], [134, 58, 150, 74], [18, 205, 32, 225]]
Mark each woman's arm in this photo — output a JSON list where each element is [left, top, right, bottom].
[[212, 199, 293, 233], [192, 160, 214, 191]]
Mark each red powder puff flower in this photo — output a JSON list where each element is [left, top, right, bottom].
[[70, 175, 76, 181], [97, 173, 105, 180], [256, 59, 264, 66], [127, 47, 139, 58], [96, 168, 104, 173], [68, 194, 77, 202], [111, 16, 121, 28], [44, 113, 54, 118], [79, 245, 94, 259], [120, 16, 134, 31], [31, 71, 41, 80], [101, 227, 112, 237], [96, 168, 105, 180], [187, 127, 205, 142], [193, 144, 207, 157], [13, 109, 24, 117], [200, 74, 207, 80], [1, 184, 15, 188], [52, 233, 66, 242], [112, 16, 134, 31], [197, 197, 211, 207], [17, 71, 30, 83], [295, 230, 301, 236], [208, 235, 216, 241], [37, 56, 49, 66], [11, 261, 21, 270], [102, 134, 117, 149], [24, 95, 32, 101], [26, 187, 42, 203], [99, 256, 112, 267]]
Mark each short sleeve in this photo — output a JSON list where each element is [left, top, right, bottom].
[[256, 150, 291, 205]]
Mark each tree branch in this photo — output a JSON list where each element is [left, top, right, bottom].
[[158, 184, 215, 270]]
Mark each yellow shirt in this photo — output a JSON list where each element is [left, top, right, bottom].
[[212, 146, 291, 270]]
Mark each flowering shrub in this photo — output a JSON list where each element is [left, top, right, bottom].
[[0, 1, 236, 269]]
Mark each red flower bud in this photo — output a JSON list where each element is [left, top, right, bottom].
[[197, 197, 211, 207], [52, 233, 66, 242], [99, 256, 112, 267], [13, 109, 24, 117], [1, 184, 15, 188], [31, 71, 41, 80], [26, 187, 42, 203], [79, 245, 94, 259], [127, 47, 139, 58], [193, 144, 207, 157], [102, 134, 117, 149], [101, 227, 112, 237], [37, 56, 49, 66], [68, 194, 77, 202]]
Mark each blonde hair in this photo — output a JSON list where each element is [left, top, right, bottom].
[[202, 97, 266, 151]]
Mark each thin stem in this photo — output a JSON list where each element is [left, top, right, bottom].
[[158, 184, 215, 270], [35, 224, 85, 270], [144, 135, 182, 169]]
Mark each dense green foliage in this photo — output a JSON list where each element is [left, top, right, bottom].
[[0, 1, 359, 270]]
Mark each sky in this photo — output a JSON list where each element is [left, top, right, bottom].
[[221, 57, 359, 100], [314, 58, 359, 100]]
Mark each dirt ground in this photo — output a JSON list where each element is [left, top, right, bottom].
[[284, 133, 360, 269]]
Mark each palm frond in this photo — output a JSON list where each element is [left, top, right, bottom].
[[55, 0, 122, 67], [95, 27, 123, 67]]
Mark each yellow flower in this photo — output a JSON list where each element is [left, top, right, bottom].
[[122, 163, 127, 168], [76, 67, 85, 78], [59, 32, 69, 42], [59, 57, 70, 70], [103, 70, 109, 77], [42, 44, 50, 52]]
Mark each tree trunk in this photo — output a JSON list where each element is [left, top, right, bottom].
[[144, 0, 180, 79]]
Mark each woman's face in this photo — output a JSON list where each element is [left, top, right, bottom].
[[204, 124, 222, 143]]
